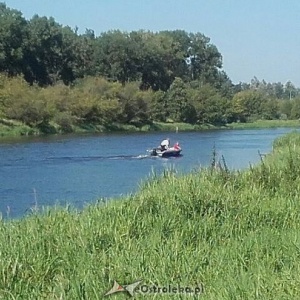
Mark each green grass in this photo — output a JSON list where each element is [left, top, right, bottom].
[[0, 120, 219, 138], [0, 121, 40, 137], [1, 132, 300, 298], [145, 121, 223, 131], [227, 119, 300, 129], [1, 118, 300, 140]]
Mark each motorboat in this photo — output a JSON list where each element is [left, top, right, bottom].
[[148, 146, 182, 158]]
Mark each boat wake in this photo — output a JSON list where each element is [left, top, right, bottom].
[[45, 154, 151, 162]]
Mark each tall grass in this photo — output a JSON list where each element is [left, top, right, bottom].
[[1, 132, 300, 299], [0, 122, 40, 137], [228, 119, 300, 129]]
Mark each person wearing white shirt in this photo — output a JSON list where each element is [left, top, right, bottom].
[[160, 138, 170, 151]]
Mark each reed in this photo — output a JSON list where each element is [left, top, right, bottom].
[[1, 132, 300, 299]]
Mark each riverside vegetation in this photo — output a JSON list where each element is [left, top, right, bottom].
[[2, 2, 300, 138], [1, 74, 300, 139], [1, 131, 300, 299]]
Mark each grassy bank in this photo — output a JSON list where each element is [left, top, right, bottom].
[[0, 119, 215, 138], [1, 119, 300, 139], [227, 119, 300, 129], [1, 133, 300, 299], [0, 120, 40, 137]]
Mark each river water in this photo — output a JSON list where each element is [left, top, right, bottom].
[[0, 127, 297, 219]]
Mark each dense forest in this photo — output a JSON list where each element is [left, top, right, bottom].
[[1, 3, 300, 134]]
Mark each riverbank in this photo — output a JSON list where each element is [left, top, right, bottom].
[[1, 118, 300, 139], [227, 119, 300, 129], [1, 132, 300, 298], [0, 119, 211, 138]]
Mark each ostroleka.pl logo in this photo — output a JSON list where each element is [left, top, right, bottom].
[[104, 280, 203, 297]]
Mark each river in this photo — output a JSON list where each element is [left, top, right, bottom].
[[0, 127, 297, 219]]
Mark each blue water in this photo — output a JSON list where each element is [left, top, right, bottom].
[[0, 128, 297, 218]]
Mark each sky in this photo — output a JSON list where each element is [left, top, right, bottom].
[[3, 0, 300, 87]]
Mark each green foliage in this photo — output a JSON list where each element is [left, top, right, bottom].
[[93, 30, 142, 84], [165, 77, 188, 122], [1, 71, 300, 138], [0, 3, 27, 75], [290, 98, 300, 119], [279, 100, 292, 119], [147, 90, 165, 121], [231, 90, 268, 122], [260, 98, 279, 120], [53, 112, 74, 133], [23, 15, 80, 85], [0, 76, 52, 126], [0, 1, 230, 91], [2, 133, 300, 298], [189, 84, 228, 124], [1, 2, 300, 135]]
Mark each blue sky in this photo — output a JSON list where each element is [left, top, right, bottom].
[[3, 0, 300, 87]]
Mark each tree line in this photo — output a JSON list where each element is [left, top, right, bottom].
[[1, 2, 300, 133]]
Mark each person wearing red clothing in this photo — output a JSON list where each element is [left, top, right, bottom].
[[173, 142, 180, 150]]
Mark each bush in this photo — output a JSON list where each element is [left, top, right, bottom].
[[53, 112, 74, 133]]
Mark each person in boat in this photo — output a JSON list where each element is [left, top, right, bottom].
[[160, 138, 170, 151], [173, 142, 180, 150]]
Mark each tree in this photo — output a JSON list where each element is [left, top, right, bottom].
[[159, 30, 190, 80], [260, 99, 279, 120], [149, 90, 167, 122], [187, 33, 222, 84], [0, 3, 27, 75], [284, 81, 297, 100], [290, 98, 300, 119], [279, 100, 292, 119], [138, 31, 177, 91], [93, 30, 141, 85], [23, 15, 82, 85], [2, 76, 54, 126], [273, 82, 284, 99], [231, 90, 267, 122], [189, 84, 227, 124], [165, 77, 188, 122], [74, 29, 97, 77]]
